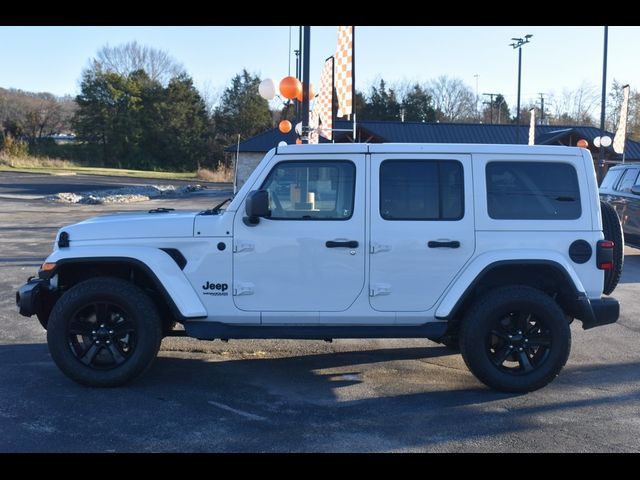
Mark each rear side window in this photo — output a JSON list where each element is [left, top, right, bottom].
[[614, 168, 640, 193], [600, 168, 623, 190], [486, 161, 581, 220], [380, 160, 464, 220]]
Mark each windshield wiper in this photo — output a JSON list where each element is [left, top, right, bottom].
[[201, 197, 232, 216]]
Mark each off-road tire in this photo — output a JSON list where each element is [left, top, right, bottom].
[[47, 277, 162, 387], [459, 285, 571, 393], [600, 201, 624, 295]]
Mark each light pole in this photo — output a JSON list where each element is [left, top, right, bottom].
[[510, 34, 533, 143], [598, 26, 609, 184]]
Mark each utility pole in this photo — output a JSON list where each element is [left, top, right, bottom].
[[482, 93, 500, 124], [538, 93, 546, 125]]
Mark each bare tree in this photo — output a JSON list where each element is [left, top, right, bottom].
[[426, 75, 476, 122], [548, 82, 599, 126], [605, 80, 640, 141], [0, 88, 75, 140], [90, 41, 184, 85], [198, 80, 223, 116]]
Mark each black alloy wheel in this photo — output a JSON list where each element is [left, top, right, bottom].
[[487, 311, 551, 375], [67, 302, 137, 369]]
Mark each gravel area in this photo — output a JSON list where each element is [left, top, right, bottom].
[[48, 184, 207, 204]]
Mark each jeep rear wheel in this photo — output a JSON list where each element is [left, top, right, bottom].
[[47, 277, 162, 387], [459, 286, 570, 393]]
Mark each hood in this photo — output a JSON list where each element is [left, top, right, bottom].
[[59, 210, 199, 242]]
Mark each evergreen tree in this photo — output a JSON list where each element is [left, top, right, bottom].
[[363, 79, 400, 121], [74, 69, 212, 171], [402, 83, 436, 122], [212, 70, 273, 166], [215, 70, 273, 138]]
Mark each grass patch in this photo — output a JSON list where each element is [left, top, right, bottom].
[[196, 166, 234, 183], [0, 154, 232, 182]]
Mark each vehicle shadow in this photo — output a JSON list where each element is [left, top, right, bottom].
[[619, 252, 640, 284], [1, 342, 639, 452]]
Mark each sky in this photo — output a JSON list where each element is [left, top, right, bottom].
[[0, 26, 638, 111]]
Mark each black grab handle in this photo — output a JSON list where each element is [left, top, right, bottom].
[[428, 240, 460, 249], [326, 240, 359, 248]]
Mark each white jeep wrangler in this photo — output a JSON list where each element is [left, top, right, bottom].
[[17, 143, 622, 392]]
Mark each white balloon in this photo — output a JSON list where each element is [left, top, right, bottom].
[[601, 135, 612, 147], [258, 79, 276, 100], [294, 122, 303, 136], [593, 136, 601, 148], [278, 141, 287, 147]]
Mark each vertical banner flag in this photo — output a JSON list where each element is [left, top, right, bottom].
[[613, 84, 630, 154], [311, 57, 334, 141], [335, 26, 353, 118], [528, 108, 536, 145]]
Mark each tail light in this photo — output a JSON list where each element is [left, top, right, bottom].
[[596, 240, 614, 270]]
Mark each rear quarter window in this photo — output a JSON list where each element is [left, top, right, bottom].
[[486, 161, 581, 220]]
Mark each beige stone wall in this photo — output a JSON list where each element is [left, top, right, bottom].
[[235, 152, 266, 189]]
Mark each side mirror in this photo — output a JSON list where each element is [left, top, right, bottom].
[[631, 185, 640, 196], [243, 190, 271, 226]]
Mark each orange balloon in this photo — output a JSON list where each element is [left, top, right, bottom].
[[279, 120, 292, 134], [279, 76, 302, 100], [295, 138, 302, 144], [296, 82, 315, 102], [576, 139, 589, 148]]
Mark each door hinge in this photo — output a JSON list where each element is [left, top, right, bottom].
[[233, 282, 254, 296], [370, 283, 392, 296], [233, 241, 255, 253], [370, 243, 391, 254]]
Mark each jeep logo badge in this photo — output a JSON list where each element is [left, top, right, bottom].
[[202, 281, 229, 296]]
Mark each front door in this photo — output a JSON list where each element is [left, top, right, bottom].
[[369, 154, 475, 312], [233, 156, 366, 314]]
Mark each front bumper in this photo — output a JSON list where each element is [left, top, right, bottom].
[[575, 295, 619, 330], [16, 278, 54, 318]]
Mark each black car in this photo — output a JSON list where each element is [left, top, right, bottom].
[[600, 164, 640, 248]]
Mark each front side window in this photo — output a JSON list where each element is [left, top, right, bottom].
[[260, 161, 355, 220], [379, 160, 464, 220], [486, 161, 581, 220]]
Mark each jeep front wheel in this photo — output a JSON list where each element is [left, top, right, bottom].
[[459, 285, 571, 393], [47, 277, 162, 387]]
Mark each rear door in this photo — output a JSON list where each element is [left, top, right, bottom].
[[369, 154, 475, 312]]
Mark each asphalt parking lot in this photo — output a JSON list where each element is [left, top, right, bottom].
[[1, 171, 639, 452]]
